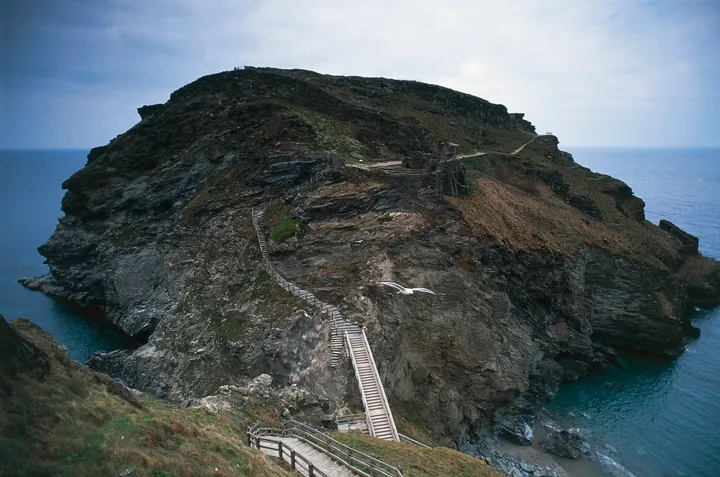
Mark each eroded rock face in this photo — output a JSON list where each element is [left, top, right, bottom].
[[188, 373, 330, 418], [24, 67, 720, 446], [660, 219, 699, 255]]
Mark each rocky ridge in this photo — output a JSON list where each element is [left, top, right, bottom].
[[21, 67, 720, 449]]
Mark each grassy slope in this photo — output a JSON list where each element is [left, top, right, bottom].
[[453, 143, 678, 268], [252, 68, 534, 160], [0, 320, 292, 477], [1, 320, 504, 477], [332, 432, 503, 477]]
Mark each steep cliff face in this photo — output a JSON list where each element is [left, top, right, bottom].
[[23, 67, 720, 444]]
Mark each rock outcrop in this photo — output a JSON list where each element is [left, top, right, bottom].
[[22, 67, 720, 446], [540, 423, 587, 459], [0, 316, 50, 386], [659, 219, 699, 255]]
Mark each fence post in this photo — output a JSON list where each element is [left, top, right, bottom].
[[290, 450, 296, 470], [247, 433, 251, 447], [309, 464, 315, 477], [278, 441, 283, 459]]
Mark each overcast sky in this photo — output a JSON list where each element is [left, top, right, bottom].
[[1, 0, 718, 149]]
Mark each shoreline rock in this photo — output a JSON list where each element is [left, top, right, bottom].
[[461, 436, 565, 477], [540, 422, 587, 459]]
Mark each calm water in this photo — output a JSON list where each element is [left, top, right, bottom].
[[545, 147, 720, 477], [0, 150, 131, 362]]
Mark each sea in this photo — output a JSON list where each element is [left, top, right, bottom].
[[0, 150, 132, 362], [0, 147, 719, 476], [545, 147, 720, 477]]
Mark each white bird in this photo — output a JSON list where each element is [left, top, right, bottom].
[[378, 281, 436, 295]]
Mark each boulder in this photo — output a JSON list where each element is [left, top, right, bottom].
[[541, 422, 585, 459], [497, 414, 535, 446], [186, 395, 232, 414], [495, 396, 537, 446], [241, 373, 273, 397]]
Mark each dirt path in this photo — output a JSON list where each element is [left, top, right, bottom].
[[510, 137, 538, 155], [456, 151, 488, 159], [347, 160, 403, 170], [347, 134, 543, 170], [455, 134, 542, 159]]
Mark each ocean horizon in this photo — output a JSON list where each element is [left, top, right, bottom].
[[551, 146, 720, 477]]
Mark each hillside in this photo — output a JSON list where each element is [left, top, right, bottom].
[[0, 316, 291, 477], [0, 316, 502, 477], [20, 67, 720, 446]]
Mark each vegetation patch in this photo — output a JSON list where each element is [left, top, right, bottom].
[[289, 107, 367, 161], [271, 216, 298, 243]]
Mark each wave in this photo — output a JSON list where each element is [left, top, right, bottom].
[[596, 453, 640, 477]]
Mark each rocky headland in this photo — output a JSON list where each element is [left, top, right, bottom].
[[21, 67, 720, 452]]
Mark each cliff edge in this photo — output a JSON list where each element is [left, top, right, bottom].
[[22, 67, 720, 445]]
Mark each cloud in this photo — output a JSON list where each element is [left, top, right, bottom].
[[1, 0, 718, 148]]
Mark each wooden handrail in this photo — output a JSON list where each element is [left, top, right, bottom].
[[248, 419, 402, 477], [249, 429, 332, 477], [283, 420, 401, 476], [398, 433, 431, 448]]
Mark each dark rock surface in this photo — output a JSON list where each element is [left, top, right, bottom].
[[0, 316, 50, 382], [137, 104, 164, 120], [540, 422, 586, 459], [22, 67, 720, 446], [461, 437, 564, 477], [659, 219, 699, 255]]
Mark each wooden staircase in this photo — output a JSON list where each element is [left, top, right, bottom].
[[251, 207, 399, 441], [345, 330, 399, 441], [248, 420, 403, 476]]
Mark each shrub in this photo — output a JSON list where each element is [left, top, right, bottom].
[[271, 216, 298, 242]]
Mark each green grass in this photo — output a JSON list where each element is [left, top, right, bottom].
[[0, 320, 292, 477], [332, 432, 503, 477], [289, 106, 367, 159], [271, 216, 298, 242]]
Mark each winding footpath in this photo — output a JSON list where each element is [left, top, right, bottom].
[[458, 134, 540, 160], [251, 208, 399, 441]]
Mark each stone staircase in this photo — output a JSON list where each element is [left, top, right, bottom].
[[250, 207, 399, 441]]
